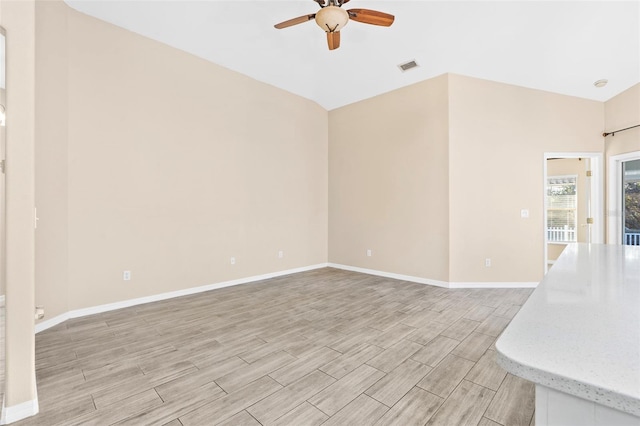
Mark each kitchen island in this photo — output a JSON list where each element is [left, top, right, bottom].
[[496, 243, 640, 426]]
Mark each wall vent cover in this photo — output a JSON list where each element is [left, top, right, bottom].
[[398, 60, 419, 72]]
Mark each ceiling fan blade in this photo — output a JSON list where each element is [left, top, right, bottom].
[[347, 9, 394, 26], [338, 0, 351, 5], [327, 31, 340, 50], [274, 14, 316, 29]]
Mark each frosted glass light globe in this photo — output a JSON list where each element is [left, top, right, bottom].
[[315, 6, 349, 32]]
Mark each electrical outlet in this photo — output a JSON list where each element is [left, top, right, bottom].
[[520, 209, 529, 218], [485, 258, 491, 267], [367, 249, 372, 257], [123, 270, 131, 280], [230, 257, 236, 265], [278, 250, 283, 259]]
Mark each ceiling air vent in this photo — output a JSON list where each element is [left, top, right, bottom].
[[398, 60, 419, 72]]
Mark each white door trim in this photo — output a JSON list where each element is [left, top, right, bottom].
[[543, 152, 604, 274], [607, 151, 640, 244]]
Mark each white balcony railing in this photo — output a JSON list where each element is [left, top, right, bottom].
[[625, 232, 640, 246], [547, 227, 640, 245], [547, 226, 576, 243]]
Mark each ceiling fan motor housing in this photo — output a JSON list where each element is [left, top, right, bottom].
[[315, 6, 349, 32]]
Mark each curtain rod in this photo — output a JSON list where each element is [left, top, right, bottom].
[[602, 124, 640, 137]]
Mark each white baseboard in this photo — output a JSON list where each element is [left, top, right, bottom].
[[449, 281, 538, 289], [328, 263, 450, 288], [35, 262, 538, 334], [328, 263, 538, 289], [1, 398, 39, 425], [34, 312, 71, 334], [35, 263, 329, 334]]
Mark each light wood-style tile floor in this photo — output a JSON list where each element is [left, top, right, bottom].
[[16, 268, 535, 426]]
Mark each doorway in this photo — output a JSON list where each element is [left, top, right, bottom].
[[608, 151, 640, 245], [544, 153, 603, 273]]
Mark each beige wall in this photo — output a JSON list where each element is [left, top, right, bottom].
[[35, 3, 328, 317], [604, 83, 640, 159], [35, 0, 69, 325], [1, 0, 38, 412], [328, 75, 450, 282], [329, 74, 604, 285], [448, 74, 604, 283]]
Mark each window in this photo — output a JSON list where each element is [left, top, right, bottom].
[[547, 175, 577, 242]]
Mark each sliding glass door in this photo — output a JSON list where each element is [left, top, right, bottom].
[[622, 159, 640, 245]]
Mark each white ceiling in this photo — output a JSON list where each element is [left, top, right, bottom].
[[65, 0, 639, 111]]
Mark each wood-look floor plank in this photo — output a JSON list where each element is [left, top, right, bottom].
[[417, 354, 475, 398], [451, 332, 495, 362], [327, 327, 381, 354], [433, 308, 468, 325], [365, 359, 432, 407], [400, 308, 444, 328], [217, 410, 261, 426], [92, 366, 198, 409], [270, 402, 329, 426], [369, 323, 417, 349], [64, 389, 163, 426], [374, 387, 443, 426], [425, 380, 495, 426], [269, 346, 340, 386], [154, 356, 245, 402], [493, 303, 521, 319], [321, 394, 389, 426], [15, 394, 95, 426], [410, 335, 459, 367], [366, 339, 423, 373], [478, 417, 502, 426], [475, 315, 511, 337], [463, 305, 496, 322], [464, 349, 508, 391], [484, 373, 535, 426], [440, 318, 480, 341], [247, 370, 335, 425], [215, 350, 296, 393], [113, 387, 218, 426], [178, 376, 282, 425], [320, 343, 383, 379], [308, 364, 385, 416], [405, 321, 448, 345], [189, 336, 266, 369]]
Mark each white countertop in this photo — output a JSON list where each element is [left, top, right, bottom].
[[496, 243, 640, 416]]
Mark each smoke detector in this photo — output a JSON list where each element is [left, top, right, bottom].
[[593, 79, 608, 88]]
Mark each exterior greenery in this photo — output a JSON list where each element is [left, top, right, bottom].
[[625, 181, 640, 232]]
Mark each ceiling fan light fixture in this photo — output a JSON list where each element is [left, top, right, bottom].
[[315, 6, 349, 32]]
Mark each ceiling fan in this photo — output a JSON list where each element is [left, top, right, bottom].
[[274, 0, 395, 51]]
